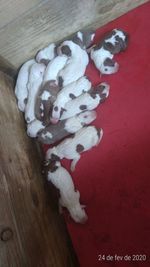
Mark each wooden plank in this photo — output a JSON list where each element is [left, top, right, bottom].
[[0, 56, 17, 78], [0, 72, 78, 267], [0, 0, 43, 29], [0, 0, 148, 68]]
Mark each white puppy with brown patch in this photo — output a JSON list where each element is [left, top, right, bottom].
[[51, 76, 92, 123], [57, 40, 89, 87], [91, 28, 128, 75], [25, 63, 46, 123], [46, 160, 88, 223], [15, 59, 35, 112], [46, 126, 103, 171], [60, 82, 110, 120]]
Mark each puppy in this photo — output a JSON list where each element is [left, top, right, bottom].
[[35, 80, 60, 124], [46, 126, 103, 171], [60, 82, 110, 120], [25, 63, 46, 123], [15, 59, 35, 112], [91, 28, 128, 75], [38, 110, 97, 144], [46, 159, 88, 223], [51, 76, 91, 123], [57, 40, 89, 87]]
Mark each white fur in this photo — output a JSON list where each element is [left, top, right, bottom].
[[15, 59, 35, 112], [27, 119, 45, 137], [64, 110, 97, 133], [46, 126, 103, 171], [36, 43, 55, 63], [43, 55, 68, 84], [77, 31, 83, 41], [41, 91, 51, 101], [60, 82, 110, 120], [52, 76, 91, 122], [57, 40, 89, 86], [47, 161, 88, 223], [25, 63, 46, 123]]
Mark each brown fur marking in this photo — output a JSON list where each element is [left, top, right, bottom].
[[76, 144, 84, 153]]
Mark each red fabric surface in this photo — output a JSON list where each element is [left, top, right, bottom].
[[45, 2, 150, 266]]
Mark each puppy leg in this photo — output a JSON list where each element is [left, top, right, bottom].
[[70, 154, 81, 172]]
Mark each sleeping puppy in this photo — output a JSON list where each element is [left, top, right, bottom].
[[27, 119, 45, 138], [57, 40, 89, 87], [38, 110, 97, 144], [15, 59, 35, 112], [35, 80, 60, 125], [25, 63, 46, 123], [46, 159, 88, 223], [51, 76, 92, 123], [91, 28, 128, 75], [59, 82, 110, 120], [46, 126, 103, 171]]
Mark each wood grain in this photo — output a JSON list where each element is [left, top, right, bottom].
[[0, 0, 43, 29], [0, 72, 78, 267], [0, 56, 17, 78], [0, 0, 148, 68]]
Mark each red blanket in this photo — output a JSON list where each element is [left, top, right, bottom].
[[45, 2, 150, 266]]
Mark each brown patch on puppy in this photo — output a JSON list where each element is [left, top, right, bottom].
[[61, 45, 72, 56], [90, 85, 107, 102], [24, 98, 27, 105], [47, 160, 59, 173], [82, 30, 95, 48], [35, 81, 60, 125], [38, 120, 69, 144], [103, 57, 115, 67], [93, 30, 116, 51], [58, 76, 64, 88], [40, 59, 50, 66], [76, 144, 84, 153], [97, 128, 102, 138], [79, 105, 87, 110], [60, 107, 67, 117], [69, 93, 76, 99], [103, 41, 116, 54], [72, 36, 83, 48], [51, 153, 60, 162], [54, 106, 58, 111]]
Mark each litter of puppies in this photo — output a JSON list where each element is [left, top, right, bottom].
[[15, 28, 129, 223]]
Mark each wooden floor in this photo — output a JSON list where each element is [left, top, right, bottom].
[[0, 0, 148, 69], [0, 71, 79, 267]]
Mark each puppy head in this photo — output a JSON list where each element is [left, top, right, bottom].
[[57, 41, 72, 57], [72, 30, 95, 49], [90, 82, 110, 101], [103, 29, 129, 54]]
